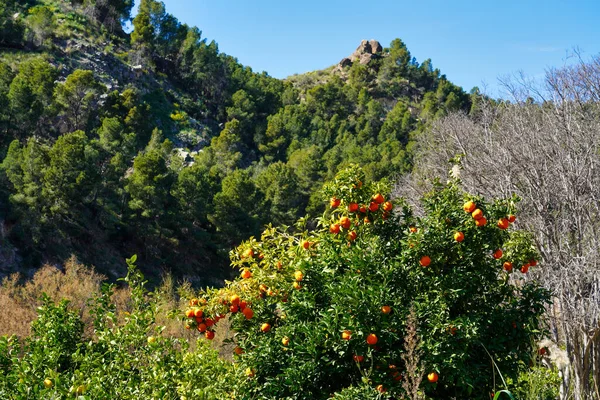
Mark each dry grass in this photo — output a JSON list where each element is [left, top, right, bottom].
[[0, 256, 233, 356]]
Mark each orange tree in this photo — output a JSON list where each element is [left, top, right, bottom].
[[184, 165, 550, 399]]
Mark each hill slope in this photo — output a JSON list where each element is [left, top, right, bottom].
[[0, 0, 474, 285]]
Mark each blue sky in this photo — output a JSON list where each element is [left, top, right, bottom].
[[158, 0, 600, 97]]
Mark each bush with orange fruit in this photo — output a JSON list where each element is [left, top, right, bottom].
[[183, 166, 549, 399]]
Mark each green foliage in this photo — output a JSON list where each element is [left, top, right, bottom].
[[54, 69, 103, 131], [26, 5, 56, 47], [186, 166, 550, 399]]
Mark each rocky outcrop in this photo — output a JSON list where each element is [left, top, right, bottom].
[[339, 39, 383, 68]]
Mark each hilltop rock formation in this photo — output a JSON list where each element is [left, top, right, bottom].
[[339, 39, 383, 68]]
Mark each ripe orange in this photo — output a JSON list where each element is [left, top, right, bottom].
[[234, 346, 244, 355], [342, 330, 352, 340], [205, 318, 215, 327], [230, 294, 240, 305], [282, 336, 290, 346], [538, 347, 547, 355], [454, 231, 465, 242], [366, 333, 378, 345], [497, 218, 509, 230], [239, 300, 247, 310], [420, 256, 431, 267], [463, 201, 476, 213], [347, 231, 357, 241], [363, 217, 371, 224], [359, 205, 367, 213], [330, 197, 340, 208], [261, 323, 271, 333], [293, 282, 302, 290], [381, 305, 391, 314], [530, 259, 538, 266], [185, 309, 195, 318], [329, 224, 340, 234], [372, 193, 385, 204], [340, 216, 351, 229], [472, 208, 484, 220], [242, 308, 254, 320], [376, 384, 386, 393], [382, 201, 393, 212], [382, 212, 389, 220], [409, 226, 417, 233], [353, 354, 364, 363], [427, 372, 439, 383], [294, 271, 304, 281], [194, 308, 203, 318], [475, 217, 487, 227], [276, 261, 283, 270], [241, 268, 252, 279], [369, 202, 379, 212], [189, 298, 199, 306], [195, 316, 203, 324], [348, 202, 359, 212], [205, 330, 215, 340], [508, 214, 516, 223], [230, 304, 239, 313], [301, 240, 310, 249], [503, 261, 513, 272], [197, 323, 207, 332], [493, 249, 503, 259], [521, 264, 530, 273], [243, 248, 254, 258]]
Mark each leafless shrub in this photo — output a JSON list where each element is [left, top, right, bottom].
[[400, 52, 600, 400], [402, 306, 424, 400]]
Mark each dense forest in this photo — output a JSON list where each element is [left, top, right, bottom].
[[0, 0, 473, 283]]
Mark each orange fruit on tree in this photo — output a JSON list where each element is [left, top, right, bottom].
[[195, 316, 203, 323], [409, 226, 417, 233], [294, 271, 304, 281], [382, 212, 389, 220], [372, 193, 385, 204], [369, 202, 379, 212], [243, 248, 254, 258], [463, 201, 476, 213], [359, 205, 367, 213], [242, 308, 254, 320], [329, 224, 340, 234], [293, 282, 302, 290], [493, 249, 503, 259], [241, 268, 252, 279], [239, 300, 247, 310], [376, 385, 386, 393], [348, 202, 359, 212], [497, 218, 509, 230], [330, 197, 340, 208], [521, 264, 530, 273], [261, 323, 271, 333], [475, 217, 487, 227], [189, 298, 199, 306], [276, 261, 283, 270], [363, 217, 371, 224], [530, 259, 538, 266], [234, 346, 244, 355], [454, 231, 465, 242], [230, 304, 239, 313], [353, 354, 364, 363], [381, 305, 391, 314], [347, 231, 357, 241], [282, 336, 290, 346], [427, 372, 439, 383], [197, 323, 207, 332], [342, 330, 352, 340], [301, 240, 310, 249], [340, 216, 351, 229], [205, 330, 215, 340], [185, 309, 195, 318], [508, 214, 516, 223], [382, 201, 393, 212], [205, 318, 214, 327], [194, 308, 204, 318], [366, 333, 378, 345], [472, 208, 484, 220], [230, 294, 240, 305], [420, 256, 431, 267], [44, 379, 53, 388], [503, 261, 513, 272]]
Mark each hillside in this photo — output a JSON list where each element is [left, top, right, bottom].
[[0, 0, 474, 285]]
